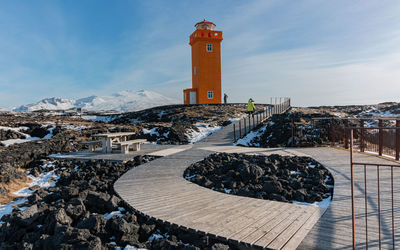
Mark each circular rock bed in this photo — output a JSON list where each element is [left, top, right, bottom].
[[184, 153, 334, 204], [0, 156, 235, 250]]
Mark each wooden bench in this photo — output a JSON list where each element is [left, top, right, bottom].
[[115, 139, 147, 154], [80, 140, 103, 152]]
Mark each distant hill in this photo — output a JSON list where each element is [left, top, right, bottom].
[[12, 90, 179, 112]]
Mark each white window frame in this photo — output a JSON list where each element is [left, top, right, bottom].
[[207, 91, 213, 99], [194, 66, 197, 75], [206, 44, 213, 52]]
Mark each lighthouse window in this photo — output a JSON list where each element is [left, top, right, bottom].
[[206, 44, 213, 52], [207, 91, 214, 99], [194, 66, 197, 75]]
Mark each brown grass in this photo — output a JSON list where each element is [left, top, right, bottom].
[[0, 173, 31, 205]]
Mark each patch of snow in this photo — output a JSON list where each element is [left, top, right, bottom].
[[187, 123, 222, 144], [142, 127, 160, 137], [62, 124, 90, 131], [104, 211, 124, 220], [14, 169, 59, 197], [43, 126, 56, 139], [0, 198, 28, 222], [184, 174, 196, 180], [293, 196, 332, 209], [224, 188, 232, 194], [1, 137, 41, 147], [124, 245, 146, 250], [0, 126, 41, 147], [148, 233, 164, 242], [0, 126, 29, 132], [234, 123, 268, 146], [81, 115, 114, 123], [0, 163, 59, 221], [290, 171, 301, 175]]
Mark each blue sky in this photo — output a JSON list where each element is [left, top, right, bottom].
[[1, 0, 400, 107]]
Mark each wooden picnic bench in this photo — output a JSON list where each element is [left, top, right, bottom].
[[114, 139, 147, 154], [93, 132, 136, 153], [80, 140, 103, 152]]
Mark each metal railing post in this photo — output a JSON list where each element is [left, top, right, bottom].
[[379, 119, 383, 156], [345, 120, 349, 149], [350, 129, 356, 250], [360, 119, 365, 152]]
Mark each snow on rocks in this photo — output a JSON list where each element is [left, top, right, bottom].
[[0, 162, 59, 221], [0, 157, 234, 249], [187, 123, 222, 144]]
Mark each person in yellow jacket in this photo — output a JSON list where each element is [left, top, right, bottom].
[[247, 98, 256, 115]]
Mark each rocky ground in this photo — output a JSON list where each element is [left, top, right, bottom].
[[237, 102, 400, 148], [112, 104, 264, 145], [237, 109, 337, 148], [184, 153, 334, 204], [0, 157, 234, 250]]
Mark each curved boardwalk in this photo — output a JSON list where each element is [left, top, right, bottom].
[[115, 123, 400, 249]]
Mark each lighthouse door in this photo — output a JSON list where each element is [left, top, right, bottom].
[[189, 91, 196, 104]]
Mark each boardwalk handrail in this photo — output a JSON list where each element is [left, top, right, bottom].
[[349, 129, 400, 249], [233, 97, 291, 142], [290, 117, 400, 160]]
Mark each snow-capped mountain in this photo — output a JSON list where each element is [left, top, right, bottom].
[[14, 97, 76, 112], [12, 90, 179, 112]]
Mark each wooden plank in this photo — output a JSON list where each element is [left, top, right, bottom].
[[241, 205, 303, 245], [212, 200, 284, 238], [267, 207, 317, 249], [253, 208, 308, 248], [226, 202, 292, 242]]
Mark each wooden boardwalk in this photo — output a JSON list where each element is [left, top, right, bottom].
[[113, 122, 400, 249], [115, 124, 326, 249]]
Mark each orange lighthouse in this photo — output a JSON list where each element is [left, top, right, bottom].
[[183, 19, 223, 104]]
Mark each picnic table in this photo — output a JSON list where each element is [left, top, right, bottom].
[[93, 132, 136, 153]]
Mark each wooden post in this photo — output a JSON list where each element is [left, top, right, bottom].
[[379, 119, 383, 156], [360, 119, 365, 152], [249, 116, 251, 131], [331, 118, 335, 147], [239, 120, 242, 138], [345, 120, 349, 149], [291, 118, 295, 147], [396, 120, 400, 161], [233, 123, 236, 141], [243, 118, 246, 135]]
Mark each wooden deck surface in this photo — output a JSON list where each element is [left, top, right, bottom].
[[114, 124, 328, 249], [64, 119, 399, 249]]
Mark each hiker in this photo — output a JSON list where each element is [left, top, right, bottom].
[[248, 98, 255, 115], [224, 93, 228, 104]]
